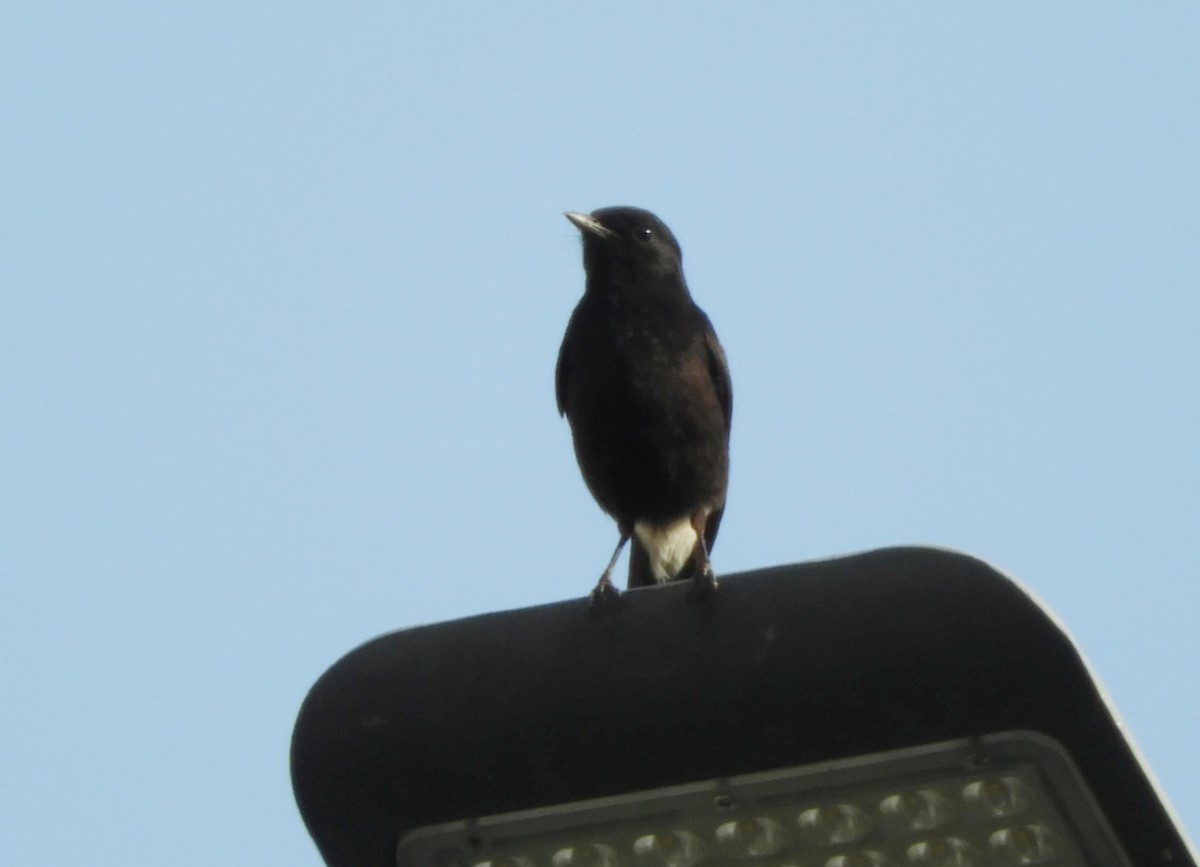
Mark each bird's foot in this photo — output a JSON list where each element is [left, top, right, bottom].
[[687, 565, 718, 601], [589, 573, 622, 611]]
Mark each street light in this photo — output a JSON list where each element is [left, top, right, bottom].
[[291, 546, 1195, 867]]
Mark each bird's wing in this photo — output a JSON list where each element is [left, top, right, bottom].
[[554, 331, 571, 417], [701, 318, 731, 555], [703, 321, 733, 431]]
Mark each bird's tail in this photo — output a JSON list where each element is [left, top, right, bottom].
[[627, 537, 656, 588]]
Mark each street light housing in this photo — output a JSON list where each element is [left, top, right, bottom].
[[290, 547, 1194, 867]]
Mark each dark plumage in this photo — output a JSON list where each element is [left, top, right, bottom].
[[556, 207, 732, 600]]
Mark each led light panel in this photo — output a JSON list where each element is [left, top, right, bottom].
[[397, 732, 1130, 867]]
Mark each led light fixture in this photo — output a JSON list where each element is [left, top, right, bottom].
[[291, 547, 1195, 867], [398, 733, 1125, 867]]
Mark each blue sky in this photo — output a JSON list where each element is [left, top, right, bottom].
[[3, 4, 1197, 864]]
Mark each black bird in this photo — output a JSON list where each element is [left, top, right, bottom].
[[556, 207, 732, 600]]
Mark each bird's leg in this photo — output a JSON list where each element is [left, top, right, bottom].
[[687, 510, 718, 598], [590, 530, 630, 606]]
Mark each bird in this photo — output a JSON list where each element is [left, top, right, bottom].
[[556, 206, 732, 602]]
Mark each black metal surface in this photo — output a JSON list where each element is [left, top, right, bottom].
[[290, 546, 1192, 867]]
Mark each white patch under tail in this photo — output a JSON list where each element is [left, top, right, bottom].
[[634, 517, 698, 583]]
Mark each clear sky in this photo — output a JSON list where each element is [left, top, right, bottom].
[[3, 4, 1197, 864]]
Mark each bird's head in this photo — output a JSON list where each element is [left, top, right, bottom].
[[565, 207, 684, 286]]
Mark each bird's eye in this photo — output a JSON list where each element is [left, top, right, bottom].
[[636, 226, 654, 242]]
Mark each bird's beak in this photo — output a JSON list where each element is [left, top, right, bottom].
[[565, 211, 614, 239]]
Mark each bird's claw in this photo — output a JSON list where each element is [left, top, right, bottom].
[[687, 566, 718, 601], [589, 575, 622, 611]]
